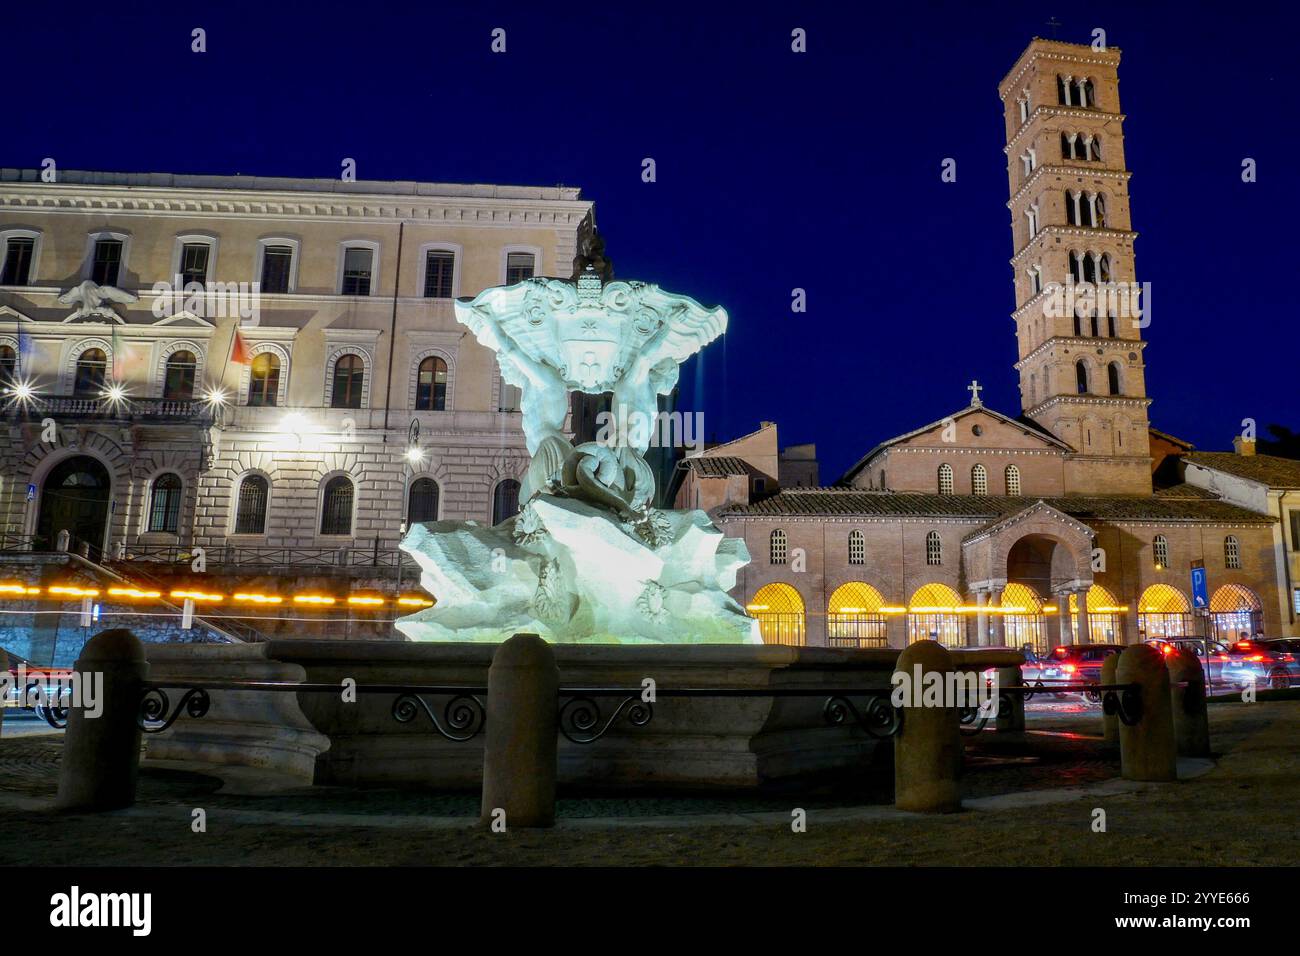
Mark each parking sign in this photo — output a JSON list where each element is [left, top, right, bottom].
[[1190, 560, 1209, 609]]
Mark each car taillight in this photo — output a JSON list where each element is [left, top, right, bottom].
[[1062, 664, 1077, 674], [1160, 645, 1172, 654], [1244, 655, 1264, 662]]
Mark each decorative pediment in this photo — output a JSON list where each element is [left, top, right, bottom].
[[0, 305, 36, 324], [152, 310, 215, 328]]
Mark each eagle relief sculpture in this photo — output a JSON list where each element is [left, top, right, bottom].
[[57, 280, 138, 322], [395, 253, 760, 645]]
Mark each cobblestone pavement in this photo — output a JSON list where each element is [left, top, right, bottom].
[[0, 702, 1292, 866]]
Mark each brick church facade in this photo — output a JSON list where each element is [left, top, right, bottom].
[[691, 39, 1287, 651]]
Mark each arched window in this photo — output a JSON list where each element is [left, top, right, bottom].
[[937, 463, 954, 495], [1224, 535, 1241, 570], [492, 479, 520, 525], [925, 530, 942, 566], [1005, 464, 1021, 496], [1107, 362, 1122, 395], [331, 353, 365, 409], [234, 475, 268, 535], [415, 356, 448, 411], [971, 463, 988, 496], [147, 473, 182, 533], [1076, 360, 1089, 394], [1057, 75, 1070, 105], [163, 350, 196, 400], [320, 476, 354, 535], [1069, 250, 1084, 284], [408, 477, 440, 524], [1099, 253, 1111, 282], [1089, 137, 1102, 161], [1153, 534, 1170, 570], [769, 528, 788, 565], [1066, 190, 1079, 225], [0, 345, 15, 387], [247, 352, 280, 406], [848, 529, 865, 565], [1073, 310, 1082, 337], [1081, 78, 1096, 108], [1090, 312, 1100, 337], [74, 348, 107, 396]]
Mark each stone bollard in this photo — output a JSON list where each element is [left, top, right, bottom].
[[480, 633, 559, 829], [1115, 643, 1176, 782], [893, 640, 961, 813], [56, 629, 148, 811], [1100, 653, 1119, 744], [994, 665, 1024, 732], [1167, 649, 1211, 758]]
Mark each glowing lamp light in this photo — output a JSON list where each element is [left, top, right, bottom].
[[171, 589, 224, 602], [48, 585, 100, 598], [233, 592, 283, 605], [880, 606, 908, 614], [9, 380, 35, 402], [203, 386, 229, 407], [102, 382, 128, 404], [347, 595, 386, 606], [1042, 605, 1058, 613], [745, 603, 769, 611], [0, 582, 40, 596], [293, 594, 336, 605], [396, 595, 434, 608], [405, 446, 425, 464], [107, 587, 162, 600]]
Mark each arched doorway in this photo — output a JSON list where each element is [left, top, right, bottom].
[[1138, 584, 1191, 639], [748, 583, 805, 646], [827, 582, 887, 648], [1069, 583, 1121, 644], [1000, 582, 1046, 656], [1209, 584, 1262, 641], [35, 456, 111, 558], [908, 583, 963, 646]]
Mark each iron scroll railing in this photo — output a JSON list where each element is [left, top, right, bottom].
[[35, 678, 1151, 743]]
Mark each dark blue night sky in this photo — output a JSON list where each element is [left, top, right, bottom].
[[5, 1, 1295, 480]]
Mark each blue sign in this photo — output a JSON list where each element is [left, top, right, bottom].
[[26, 484, 35, 502], [1190, 564, 1209, 609]]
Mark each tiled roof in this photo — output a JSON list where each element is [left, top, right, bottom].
[[1184, 452, 1300, 489], [1149, 427, 1195, 450], [1153, 483, 1221, 500], [719, 489, 1271, 524], [684, 455, 752, 478]]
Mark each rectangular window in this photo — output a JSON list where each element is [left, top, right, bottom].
[[1294, 589, 1300, 615], [1, 238, 34, 285], [424, 251, 454, 298], [261, 245, 293, 294], [341, 247, 373, 295], [179, 243, 210, 287], [1290, 511, 1300, 551], [506, 252, 535, 284], [91, 239, 123, 286]]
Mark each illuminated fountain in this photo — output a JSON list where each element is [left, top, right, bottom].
[[395, 263, 760, 644]]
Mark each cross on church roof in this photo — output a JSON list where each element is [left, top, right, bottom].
[[1045, 16, 1062, 38], [967, 379, 984, 406]]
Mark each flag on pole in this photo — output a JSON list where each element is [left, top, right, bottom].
[[229, 328, 249, 365]]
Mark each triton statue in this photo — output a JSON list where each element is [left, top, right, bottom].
[[395, 239, 759, 644]]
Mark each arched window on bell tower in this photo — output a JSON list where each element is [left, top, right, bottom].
[[1107, 362, 1122, 395], [1076, 360, 1089, 394]]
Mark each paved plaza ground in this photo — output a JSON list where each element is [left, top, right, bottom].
[[0, 700, 1293, 866]]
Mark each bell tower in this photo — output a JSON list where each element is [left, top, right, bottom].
[[999, 38, 1152, 495]]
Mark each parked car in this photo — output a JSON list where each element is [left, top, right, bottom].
[[1218, 638, 1294, 690], [1145, 638, 1231, 686], [3, 652, 74, 724], [1035, 644, 1124, 699]]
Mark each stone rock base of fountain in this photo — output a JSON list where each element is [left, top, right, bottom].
[[394, 494, 761, 644]]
